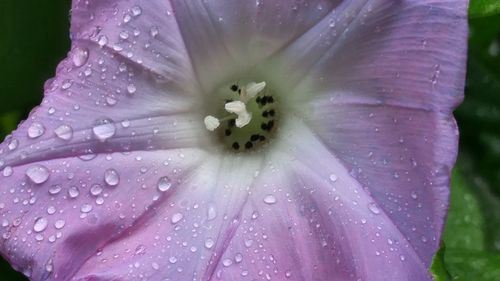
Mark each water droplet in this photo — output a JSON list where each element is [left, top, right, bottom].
[[33, 217, 48, 232], [368, 202, 381, 215], [234, 253, 243, 263], [26, 165, 50, 184], [121, 119, 131, 128], [207, 204, 217, 220], [81, 204, 93, 213], [329, 174, 338, 182], [263, 194, 277, 204], [127, 84, 137, 94], [222, 258, 232, 267], [8, 138, 18, 150], [157, 176, 172, 192], [90, 184, 103, 196], [72, 47, 89, 67], [204, 238, 215, 249], [104, 169, 120, 186], [54, 220, 65, 229], [150, 26, 159, 38], [61, 80, 73, 90], [92, 118, 116, 141], [54, 125, 73, 140], [68, 186, 80, 198], [119, 30, 130, 40], [48, 185, 62, 195], [2, 166, 13, 177], [171, 213, 183, 224], [28, 122, 45, 138], [410, 191, 418, 200], [98, 35, 108, 47], [47, 206, 56, 215], [131, 6, 142, 17], [169, 256, 177, 264]]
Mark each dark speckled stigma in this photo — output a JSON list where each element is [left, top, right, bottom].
[[204, 81, 278, 151]]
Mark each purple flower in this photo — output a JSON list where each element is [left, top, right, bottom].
[[0, 1, 468, 280]]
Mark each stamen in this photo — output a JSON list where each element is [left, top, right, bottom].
[[204, 80, 277, 152], [235, 111, 252, 128], [241, 81, 266, 102], [204, 115, 220, 131], [224, 101, 246, 114]]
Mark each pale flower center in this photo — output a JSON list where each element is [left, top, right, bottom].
[[203, 81, 278, 151]]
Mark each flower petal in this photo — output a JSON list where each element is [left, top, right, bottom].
[[0, 38, 207, 169], [70, 155, 264, 280], [273, 0, 468, 266], [169, 0, 341, 90], [0, 150, 203, 280], [203, 121, 433, 281], [71, 0, 196, 83], [267, 0, 467, 112]]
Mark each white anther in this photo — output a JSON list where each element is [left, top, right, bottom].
[[224, 101, 246, 114], [225, 101, 253, 128], [241, 81, 266, 102], [235, 111, 252, 128], [204, 115, 220, 131]]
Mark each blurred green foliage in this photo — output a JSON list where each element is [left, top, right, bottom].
[[0, 0, 499, 280], [469, 0, 500, 18]]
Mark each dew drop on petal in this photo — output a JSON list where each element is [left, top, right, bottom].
[[104, 169, 120, 186], [329, 174, 338, 182], [48, 185, 62, 195], [410, 190, 418, 200], [8, 138, 18, 150], [150, 26, 159, 38], [68, 186, 80, 198], [90, 184, 103, 196], [171, 213, 183, 224], [368, 202, 381, 214], [263, 194, 277, 204], [204, 238, 215, 249], [222, 259, 232, 267], [28, 122, 45, 139], [33, 217, 48, 232], [131, 6, 142, 17], [54, 125, 73, 141], [26, 165, 50, 184], [81, 204, 93, 213], [207, 204, 217, 220], [98, 35, 108, 47], [71, 47, 89, 67], [127, 84, 137, 95], [54, 220, 65, 229], [92, 119, 116, 141], [2, 166, 13, 177], [157, 176, 172, 192]]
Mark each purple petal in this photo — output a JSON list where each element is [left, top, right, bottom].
[[0, 0, 468, 280], [169, 0, 341, 90], [71, 156, 263, 280], [280, 0, 468, 266], [0, 151, 202, 280]]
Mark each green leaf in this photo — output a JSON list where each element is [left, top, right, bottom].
[[442, 167, 500, 280], [430, 244, 451, 281], [470, 0, 500, 18], [445, 249, 500, 281], [443, 169, 485, 251]]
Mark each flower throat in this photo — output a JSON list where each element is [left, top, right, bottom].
[[204, 81, 278, 152]]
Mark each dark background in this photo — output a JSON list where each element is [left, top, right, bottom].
[[0, 1, 499, 280]]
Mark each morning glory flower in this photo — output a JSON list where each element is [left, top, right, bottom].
[[0, 1, 468, 280]]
